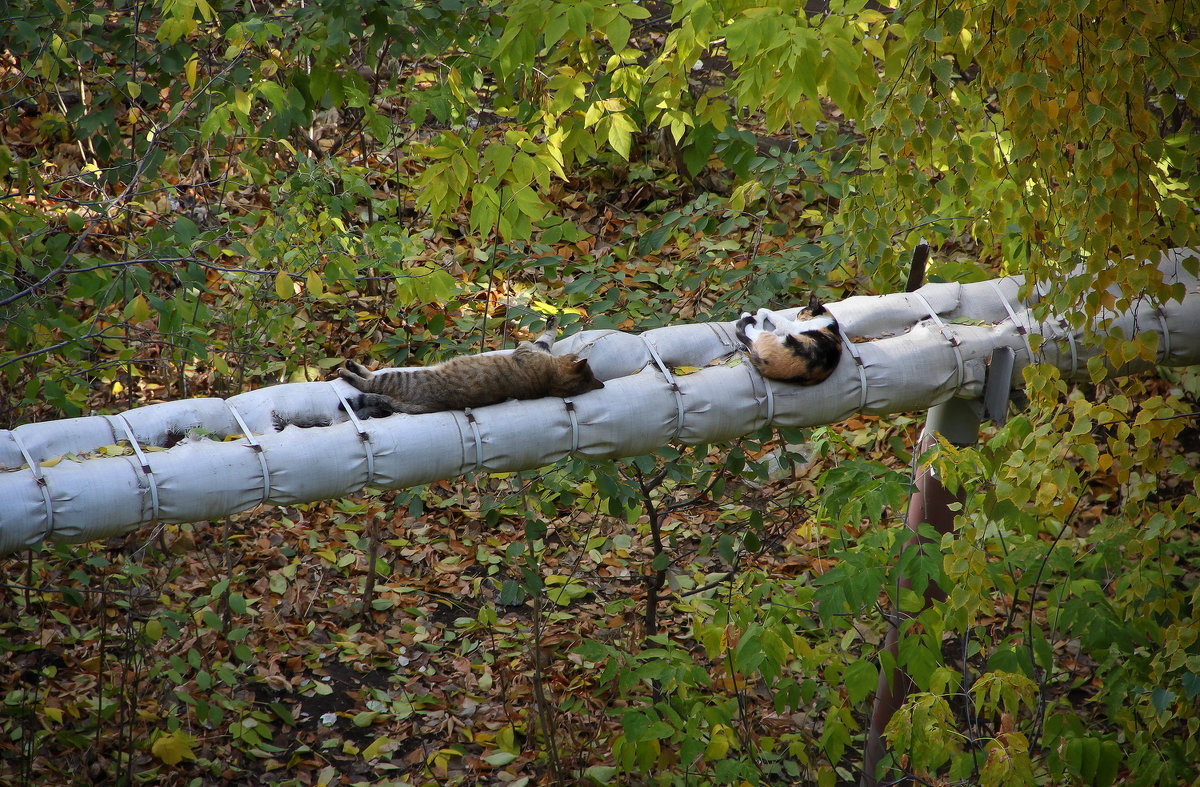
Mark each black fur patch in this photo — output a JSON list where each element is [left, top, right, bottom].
[[338, 394, 399, 420]]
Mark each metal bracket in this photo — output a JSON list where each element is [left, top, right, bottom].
[[984, 346, 1015, 426]]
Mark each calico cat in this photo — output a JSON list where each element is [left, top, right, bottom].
[[338, 316, 604, 418], [735, 294, 842, 385]]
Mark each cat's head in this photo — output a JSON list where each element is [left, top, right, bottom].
[[801, 292, 827, 317], [550, 355, 605, 396]]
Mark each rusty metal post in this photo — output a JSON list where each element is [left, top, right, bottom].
[[861, 396, 980, 786]]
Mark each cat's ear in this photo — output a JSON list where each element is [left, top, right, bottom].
[[807, 293, 824, 313], [567, 356, 588, 370]]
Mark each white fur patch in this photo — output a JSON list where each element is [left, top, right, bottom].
[[742, 308, 834, 339], [773, 313, 834, 336]]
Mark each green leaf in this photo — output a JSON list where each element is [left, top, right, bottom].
[[607, 112, 636, 159], [483, 751, 518, 766], [1151, 688, 1175, 713], [844, 658, 879, 704], [622, 711, 673, 743], [1095, 741, 1121, 787], [638, 224, 672, 255], [256, 80, 288, 111], [606, 15, 631, 53], [717, 534, 737, 565], [227, 592, 246, 614], [743, 530, 761, 552], [499, 580, 525, 606], [584, 765, 618, 784], [269, 702, 296, 726], [353, 710, 381, 727]]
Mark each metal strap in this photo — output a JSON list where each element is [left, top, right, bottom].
[[329, 382, 376, 485], [105, 415, 160, 520], [1056, 318, 1079, 378], [762, 372, 776, 425], [11, 432, 54, 536], [912, 292, 966, 391], [830, 312, 868, 412], [637, 335, 686, 439], [564, 400, 580, 454], [464, 409, 484, 469], [986, 280, 1035, 363], [226, 403, 272, 503], [1155, 304, 1172, 363]]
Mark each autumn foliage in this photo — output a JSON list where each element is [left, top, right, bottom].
[[2, 0, 1198, 784]]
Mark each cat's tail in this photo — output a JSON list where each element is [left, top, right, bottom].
[[339, 393, 443, 417], [338, 393, 400, 419], [272, 412, 333, 431]]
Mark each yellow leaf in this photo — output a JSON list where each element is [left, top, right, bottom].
[[127, 294, 151, 324], [306, 270, 325, 297], [362, 735, 393, 760], [496, 723, 517, 751], [274, 271, 293, 299], [607, 115, 632, 160], [143, 618, 163, 642], [151, 731, 197, 765], [288, 365, 324, 383], [185, 56, 198, 90], [43, 706, 64, 724], [673, 365, 702, 375], [234, 87, 252, 117], [40, 456, 64, 468], [705, 725, 733, 760]]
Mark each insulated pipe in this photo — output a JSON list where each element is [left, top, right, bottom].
[[1, 250, 1198, 555]]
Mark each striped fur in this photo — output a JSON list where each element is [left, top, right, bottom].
[[338, 316, 604, 418], [735, 295, 842, 385]]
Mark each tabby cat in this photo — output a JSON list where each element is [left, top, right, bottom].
[[338, 316, 604, 418], [735, 294, 842, 385]]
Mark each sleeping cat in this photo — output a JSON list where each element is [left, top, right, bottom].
[[338, 316, 604, 418], [735, 294, 842, 385]]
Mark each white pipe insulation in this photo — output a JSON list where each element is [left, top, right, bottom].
[[1, 248, 1197, 555]]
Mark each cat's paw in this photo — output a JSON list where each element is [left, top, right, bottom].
[[339, 359, 371, 383], [735, 312, 762, 346]]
